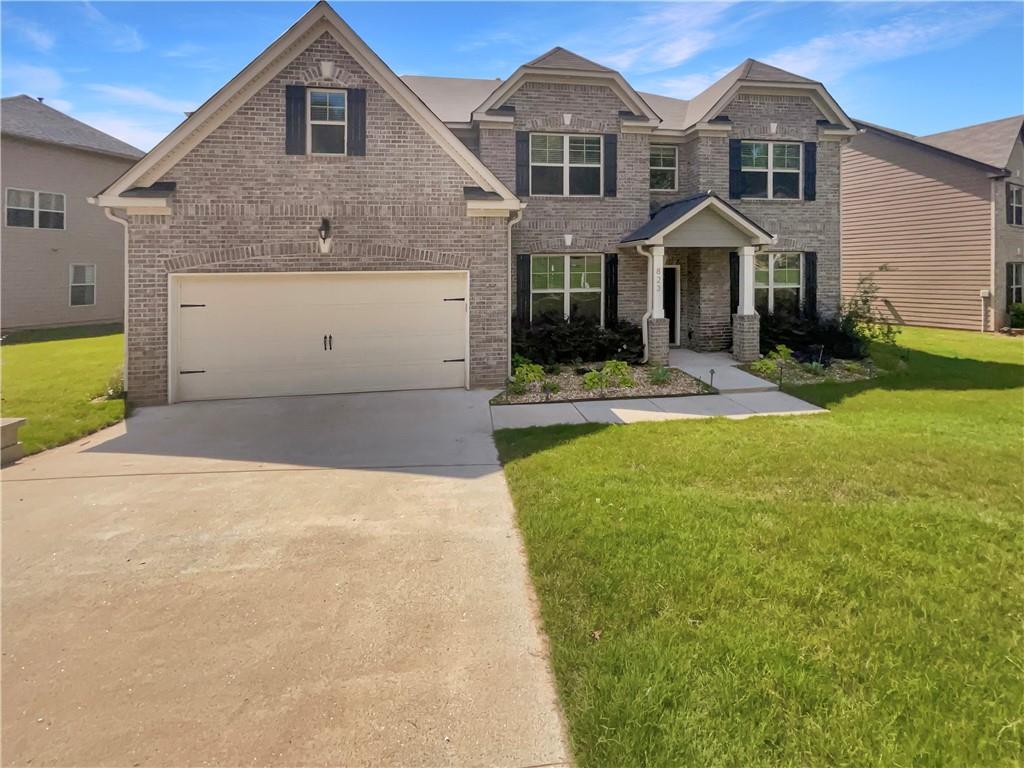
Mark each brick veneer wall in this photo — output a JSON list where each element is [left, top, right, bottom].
[[124, 33, 508, 404]]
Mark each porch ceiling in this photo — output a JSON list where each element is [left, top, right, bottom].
[[620, 192, 776, 248]]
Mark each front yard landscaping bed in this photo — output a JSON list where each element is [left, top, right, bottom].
[[496, 326, 1023, 767], [491, 363, 709, 405], [740, 351, 882, 386]]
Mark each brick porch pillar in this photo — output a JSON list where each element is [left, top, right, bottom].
[[732, 313, 760, 361], [648, 317, 670, 365]]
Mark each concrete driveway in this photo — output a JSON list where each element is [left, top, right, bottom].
[[2, 390, 570, 767]]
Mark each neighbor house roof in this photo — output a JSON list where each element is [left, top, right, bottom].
[[854, 118, 1014, 174], [1, 94, 143, 160], [918, 114, 1023, 169], [620, 192, 775, 246]]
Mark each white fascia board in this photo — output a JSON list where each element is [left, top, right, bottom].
[[467, 198, 523, 216], [99, 4, 518, 206], [475, 66, 661, 126], [90, 194, 171, 214], [644, 198, 776, 246]]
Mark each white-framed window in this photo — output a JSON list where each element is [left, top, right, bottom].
[[1009, 262, 1024, 305], [754, 252, 802, 315], [650, 144, 677, 191], [530, 253, 603, 323], [70, 264, 96, 306], [741, 141, 801, 200], [1009, 184, 1023, 226], [529, 134, 602, 196], [5, 188, 65, 229], [307, 89, 346, 155]]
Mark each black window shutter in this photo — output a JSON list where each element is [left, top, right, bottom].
[[604, 253, 618, 324], [347, 88, 366, 156], [728, 139, 743, 199], [1008, 262, 1015, 308], [1007, 183, 1014, 224], [516, 253, 531, 322], [515, 132, 529, 196], [803, 252, 818, 318], [604, 134, 618, 197], [729, 251, 739, 314], [803, 142, 817, 201], [285, 85, 307, 155]]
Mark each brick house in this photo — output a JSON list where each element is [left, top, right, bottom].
[[94, 2, 856, 405]]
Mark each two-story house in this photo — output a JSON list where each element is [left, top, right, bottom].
[[93, 2, 856, 405], [842, 115, 1024, 331], [2, 96, 143, 330]]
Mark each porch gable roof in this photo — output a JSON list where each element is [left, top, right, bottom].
[[620, 192, 776, 247]]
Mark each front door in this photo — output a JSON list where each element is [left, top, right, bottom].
[[663, 266, 678, 345]]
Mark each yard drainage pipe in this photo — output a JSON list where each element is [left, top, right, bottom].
[[102, 205, 130, 392], [636, 244, 654, 363], [507, 207, 524, 379]]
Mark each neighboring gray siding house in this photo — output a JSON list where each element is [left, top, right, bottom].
[[842, 115, 1024, 331], [1, 96, 143, 330], [95, 2, 857, 405]]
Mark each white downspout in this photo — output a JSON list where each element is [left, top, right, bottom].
[[636, 244, 653, 363], [101, 204, 130, 392], [507, 206, 524, 378]]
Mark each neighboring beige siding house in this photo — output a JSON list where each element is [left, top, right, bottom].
[[1, 96, 143, 331], [841, 115, 1024, 331], [94, 2, 857, 405]]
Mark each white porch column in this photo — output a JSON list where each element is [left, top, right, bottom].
[[652, 245, 666, 319], [738, 245, 756, 315]]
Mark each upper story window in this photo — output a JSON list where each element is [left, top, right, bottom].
[[530, 134, 602, 196], [308, 89, 346, 155], [5, 188, 65, 229], [650, 145, 677, 191], [1009, 184, 1023, 226], [755, 252, 802, 315], [530, 253, 603, 323], [741, 141, 801, 200]]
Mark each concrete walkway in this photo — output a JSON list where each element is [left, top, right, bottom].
[[492, 390, 825, 428], [2, 390, 570, 767], [669, 347, 778, 393]]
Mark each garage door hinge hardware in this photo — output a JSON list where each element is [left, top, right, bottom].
[[180, 303, 206, 308], [179, 370, 206, 375], [443, 297, 466, 302], [443, 358, 465, 363]]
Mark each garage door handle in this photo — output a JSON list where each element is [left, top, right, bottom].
[[328, 334, 333, 351]]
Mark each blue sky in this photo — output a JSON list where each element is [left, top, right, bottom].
[[2, 1, 1022, 150]]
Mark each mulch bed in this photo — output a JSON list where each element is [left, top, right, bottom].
[[740, 358, 879, 386], [491, 365, 709, 405]]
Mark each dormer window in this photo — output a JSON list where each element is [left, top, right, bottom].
[[530, 134, 602, 196], [308, 89, 346, 155], [741, 141, 801, 200]]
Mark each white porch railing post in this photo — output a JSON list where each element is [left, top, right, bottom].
[[652, 246, 666, 319], [738, 245, 756, 315]]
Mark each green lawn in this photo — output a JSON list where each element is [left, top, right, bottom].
[[496, 326, 1024, 767], [1, 324, 125, 455]]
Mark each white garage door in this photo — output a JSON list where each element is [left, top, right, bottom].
[[170, 271, 469, 402]]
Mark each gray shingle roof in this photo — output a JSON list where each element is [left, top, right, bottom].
[[1, 95, 144, 159], [525, 47, 612, 72], [918, 114, 1023, 169], [401, 75, 503, 122]]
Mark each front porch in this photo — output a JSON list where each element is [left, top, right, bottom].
[[619, 192, 776, 367]]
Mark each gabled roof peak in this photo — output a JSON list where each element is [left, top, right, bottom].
[[525, 47, 613, 73]]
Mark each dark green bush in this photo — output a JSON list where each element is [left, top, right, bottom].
[[1010, 303, 1024, 329], [760, 313, 865, 361], [512, 317, 643, 365]]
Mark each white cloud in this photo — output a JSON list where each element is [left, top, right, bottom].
[[81, 1, 144, 53], [70, 112, 174, 151], [655, 70, 725, 99], [764, 8, 1010, 83], [1, 64, 64, 96], [162, 42, 203, 58], [86, 84, 196, 114], [6, 15, 56, 52]]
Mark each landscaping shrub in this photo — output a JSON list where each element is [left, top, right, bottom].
[[648, 365, 671, 385], [512, 317, 643, 365], [602, 360, 635, 388], [1010, 302, 1024, 328], [582, 369, 607, 391], [513, 361, 545, 385]]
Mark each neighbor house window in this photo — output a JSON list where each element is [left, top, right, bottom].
[[5, 188, 65, 229], [530, 254, 603, 323], [755, 253, 802, 315], [1010, 184, 1023, 226], [308, 89, 346, 155], [530, 134, 602, 196], [70, 264, 95, 306], [650, 145, 677, 191], [741, 141, 801, 200], [1010, 262, 1024, 305]]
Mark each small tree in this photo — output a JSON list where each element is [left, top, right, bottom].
[[841, 273, 900, 347]]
